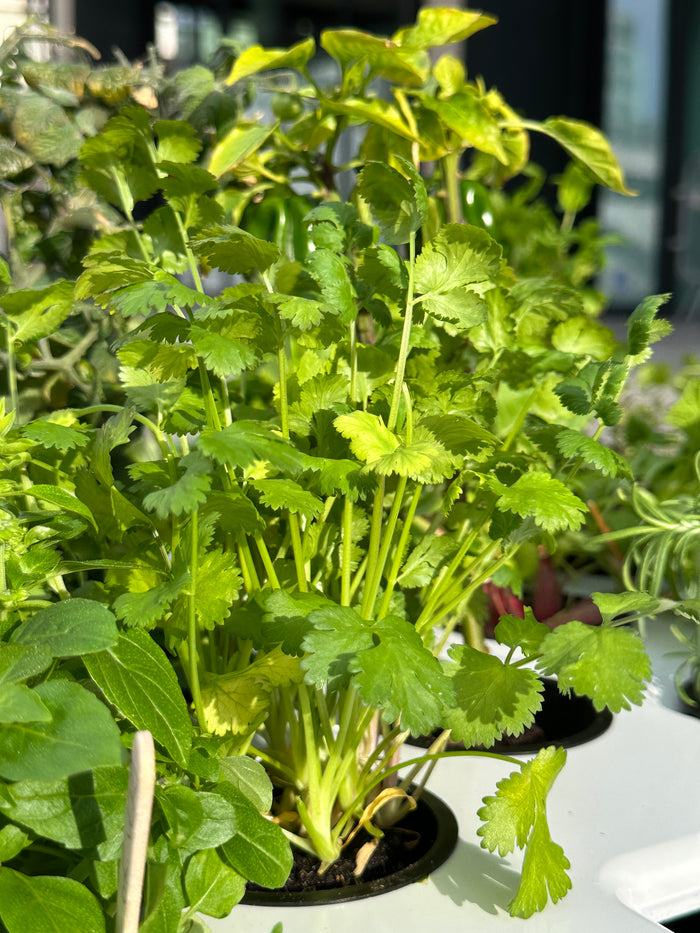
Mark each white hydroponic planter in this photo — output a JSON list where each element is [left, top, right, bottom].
[[208, 618, 700, 933]]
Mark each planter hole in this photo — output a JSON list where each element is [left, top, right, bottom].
[[243, 788, 458, 906], [408, 677, 612, 755], [662, 911, 700, 932]]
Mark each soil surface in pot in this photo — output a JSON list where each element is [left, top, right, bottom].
[[408, 677, 613, 755], [243, 789, 457, 905]]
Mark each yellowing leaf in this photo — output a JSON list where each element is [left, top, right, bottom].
[[226, 38, 315, 86]]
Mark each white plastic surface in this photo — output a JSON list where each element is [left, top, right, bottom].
[[208, 619, 700, 932]]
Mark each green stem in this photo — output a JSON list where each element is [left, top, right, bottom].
[[341, 497, 354, 606], [187, 510, 205, 728], [377, 484, 421, 618], [387, 232, 416, 433], [362, 476, 408, 620], [443, 150, 463, 225], [4, 327, 18, 415]]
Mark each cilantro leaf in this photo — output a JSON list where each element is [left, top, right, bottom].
[[190, 323, 258, 378], [357, 160, 427, 245], [626, 293, 672, 356], [351, 615, 454, 736], [301, 605, 374, 691], [485, 472, 587, 533], [192, 226, 280, 275], [195, 550, 242, 630], [494, 608, 550, 656], [537, 622, 651, 711], [114, 570, 190, 629], [444, 645, 544, 747], [591, 591, 660, 624], [251, 478, 323, 520], [22, 419, 90, 452], [142, 451, 212, 518], [555, 429, 630, 478], [371, 427, 459, 482], [334, 411, 399, 462], [199, 422, 316, 476], [414, 224, 501, 297], [306, 249, 357, 323], [478, 746, 570, 916]]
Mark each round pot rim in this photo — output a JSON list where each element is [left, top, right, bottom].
[[242, 786, 458, 907]]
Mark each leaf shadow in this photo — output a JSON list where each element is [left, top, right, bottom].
[[67, 769, 106, 850], [432, 839, 520, 915]]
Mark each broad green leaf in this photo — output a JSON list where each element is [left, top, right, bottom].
[[357, 160, 427, 245], [216, 782, 293, 888], [352, 615, 454, 736], [11, 94, 82, 166], [0, 644, 52, 685], [154, 119, 202, 164], [108, 274, 210, 318], [251, 478, 324, 520], [555, 429, 630, 478], [478, 745, 567, 854], [0, 825, 29, 863], [0, 869, 106, 933], [158, 785, 237, 856], [420, 288, 488, 328], [535, 117, 633, 195], [24, 484, 97, 530], [0, 680, 122, 781], [11, 599, 118, 657], [538, 622, 651, 712], [85, 628, 193, 768], [420, 90, 507, 161], [370, 428, 459, 483], [494, 609, 551, 656], [192, 227, 280, 275], [323, 98, 414, 140], [626, 293, 673, 356], [509, 816, 572, 917], [0, 683, 51, 723], [321, 29, 429, 85], [444, 645, 544, 747], [217, 757, 273, 813], [201, 647, 302, 736], [551, 317, 617, 360], [420, 413, 498, 454], [226, 38, 315, 85], [185, 848, 245, 919], [486, 472, 587, 533], [208, 124, 274, 177], [307, 248, 358, 323], [394, 8, 496, 48], [0, 766, 128, 858]]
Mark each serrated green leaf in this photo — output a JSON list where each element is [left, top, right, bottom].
[[444, 645, 544, 747], [306, 248, 358, 323], [226, 38, 315, 85], [201, 647, 302, 736], [371, 427, 459, 482], [555, 429, 629, 478], [277, 296, 324, 330], [538, 622, 651, 712], [551, 317, 617, 360], [334, 410, 398, 462], [85, 628, 193, 767], [192, 227, 280, 275], [478, 745, 567, 855], [199, 421, 316, 475], [668, 378, 700, 429], [154, 119, 202, 163], [22, 420, 90, 452], [0, 869, 106, 933], [0, 680, 122, 781], [357, 160, 426, 245], [415, 224, 501, 300], [190, 323, 258, 378], [11, 599, 118, 657], [113, 570, 190, 628], [196, 549, 242, 630], [509, 817, 572, 918], [626, 293, 673, 355], [486, 472, 587, 533], [108, 274, 210, 318], [494, 609, 551, 656], [143, 451, 212, 519], [251, 478, 324, 520], [591, 591, 660, 624], [399, 534, 458, 588], [0, 280, 74, 346], [301, 605, 374, 691], [554, 381, 592, 416], [352, 615, 454, 735]]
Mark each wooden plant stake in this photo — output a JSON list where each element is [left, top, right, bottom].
[[116, 730, 156, 933]]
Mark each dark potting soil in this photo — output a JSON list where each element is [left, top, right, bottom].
[[243, 789, 457, 905], [408, 677, 613, 755]]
